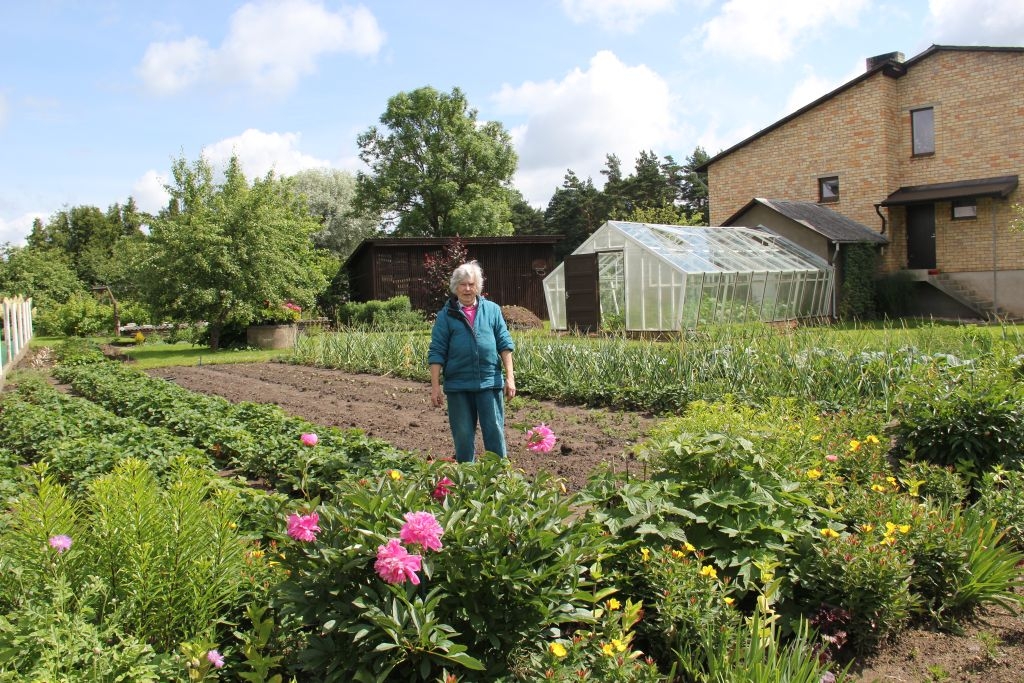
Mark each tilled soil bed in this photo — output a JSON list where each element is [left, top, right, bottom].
[[146, 361, 1024, 683]]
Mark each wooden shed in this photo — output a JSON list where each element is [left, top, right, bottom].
[[344, 236, 562, 317]]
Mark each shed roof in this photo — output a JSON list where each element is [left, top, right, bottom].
[[724, 198, 889, 244], [344, 234, 562, 268]]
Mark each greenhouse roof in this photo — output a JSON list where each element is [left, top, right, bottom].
[[607, 221, 830, 274]]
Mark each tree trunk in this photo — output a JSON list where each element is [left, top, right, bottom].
[[208, 321, 222, 352]]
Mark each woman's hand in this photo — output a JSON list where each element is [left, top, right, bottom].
[[504, 375, 516, 400], [431, 385, 445, 407]]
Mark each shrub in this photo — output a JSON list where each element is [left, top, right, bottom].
[[274, 457, 613, 681], [975, 467, 1024, 551], [337, 296, 426, 330], [838, 243, 877, 320], [35, 291, 113, 336], [889, 376, 1024, 486]]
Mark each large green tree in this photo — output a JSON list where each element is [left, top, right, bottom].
[[137, 154, 326, 350], [0, 243, 85, 310], [355, 86, 518, 237], [543, 171, 606, 259], [288, 168, 380, 261]]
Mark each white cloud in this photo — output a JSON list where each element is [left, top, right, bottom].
[[561, 0, 677, 32], [782, 61, 863, 116], [201, 128, 332, 180], [0, 212, 45, 247], [492, 51, 682, 206], [138, 0, 385, 95], [926, 0, 1024, 44], [701, 0, 870, 62], [131, 170, 171, 215]]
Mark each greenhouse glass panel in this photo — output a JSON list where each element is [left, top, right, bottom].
[[542, 221, 834, 331]]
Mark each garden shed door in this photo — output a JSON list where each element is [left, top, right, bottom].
[[564, 253, 600, 333]]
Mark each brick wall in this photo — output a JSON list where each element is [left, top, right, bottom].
[[706, 49, 1024, 275]]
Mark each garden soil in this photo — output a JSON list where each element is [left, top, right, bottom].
[[105, 361, 1024, 681]]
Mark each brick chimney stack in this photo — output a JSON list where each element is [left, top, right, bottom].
[[866, 51, 905, 71]]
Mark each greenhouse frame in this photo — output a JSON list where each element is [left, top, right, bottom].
[[543, 221, 835, 332]]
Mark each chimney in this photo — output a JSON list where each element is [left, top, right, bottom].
[[866, 51, 905, 71]]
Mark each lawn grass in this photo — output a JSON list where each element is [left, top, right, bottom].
[[30, 335, 291, 370]]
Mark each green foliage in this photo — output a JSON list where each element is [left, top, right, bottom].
[[288, 168, 380, 261], [0, 243, 85, 311], [135, 153, 327, 350], [355, 86, 517, 237], [874, 271, 917, 317], [275, 457, 612, 680], [837, 244, 878, 320], [337, 296, 427, 330], [975, 467, 1024, 551], [34, 290, 114, 336], [890, 375, 1024, 484]]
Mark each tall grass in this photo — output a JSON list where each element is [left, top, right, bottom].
[[290, 322, 1024, 414]]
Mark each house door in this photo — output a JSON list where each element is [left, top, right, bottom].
[[564, 253, 600, 333], [906, 204, 936, 269]]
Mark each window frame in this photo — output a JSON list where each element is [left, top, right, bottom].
[[818, 176, 840, 203], [951, 198, 977, 220], [911, 107, 935, 156]]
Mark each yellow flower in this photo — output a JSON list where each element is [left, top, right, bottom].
[[700, 565, 718, 579], [810, 434, 822, 442], [860, 523, 874, 533], [612, 639, 626, 652], [640, 547, 651, 562], [549, 642, 567, 658], [806, 468, 823, 480], [671, 549, 686, 559], [388, 469, 402, 481], [601, 642, 615, 657], [881, 536, 897, 546], [607, 598, 621, 610], [248, 549, 265, 559], [898, 524, 911, 534], [228, 522, 238, 529], [866, 434, 881, 444], [820, 528, 840, 539], [684, 542, 696, 553], [871, 484, 887, 493], [849, 439, 862, 452], [724, 597, 735, 606], [886, 476, 897, 486], [884, 522, 898, 535]]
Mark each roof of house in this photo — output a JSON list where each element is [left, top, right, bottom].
[[723, 198, 889, 244], [695, 45, 1024, 172]]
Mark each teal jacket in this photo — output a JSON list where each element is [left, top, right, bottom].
[[428, 296, 514, 392]]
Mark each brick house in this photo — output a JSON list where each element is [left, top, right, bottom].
[[698, 45, 1024, 319]]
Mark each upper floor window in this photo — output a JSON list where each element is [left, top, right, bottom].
[[951, 198, 977, 220], [911, 107, 935, 156], [818, 176, 839, 203]]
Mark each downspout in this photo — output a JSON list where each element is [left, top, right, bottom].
[[874, 203, 888, 261], [992, 200, 998, 316], [831, 241, 841, 318]]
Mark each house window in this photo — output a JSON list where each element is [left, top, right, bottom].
[[951, 198, 977, 220], [911, 107, 935, 156], [818, 176, 839, 203]]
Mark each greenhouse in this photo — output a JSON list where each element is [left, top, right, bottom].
[[543, 221, 835, 332]]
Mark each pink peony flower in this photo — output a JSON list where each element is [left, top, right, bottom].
[[49, 535, 73, 552], [207, 649, 225, 668], [526, 423, 557, 453], [375, 538, 422, 585], [287, 511, 320, 542], [432, 476, 454, 500], [400, 511, 444, 552], [825, 454, 838, 462], [300, 432, 319, 447]]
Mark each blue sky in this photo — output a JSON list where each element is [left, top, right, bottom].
[[2, 0, 1023, 245]]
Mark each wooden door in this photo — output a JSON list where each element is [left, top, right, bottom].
[[906, 204, 936, 269], [564, 254, 600, 333]]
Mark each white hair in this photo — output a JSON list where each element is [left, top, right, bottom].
[[449, 261, 484, 295]]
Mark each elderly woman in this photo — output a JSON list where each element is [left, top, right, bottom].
[[428, 261, 516, 463]]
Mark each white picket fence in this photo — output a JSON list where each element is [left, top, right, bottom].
[[1, 296, 33, 391]]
